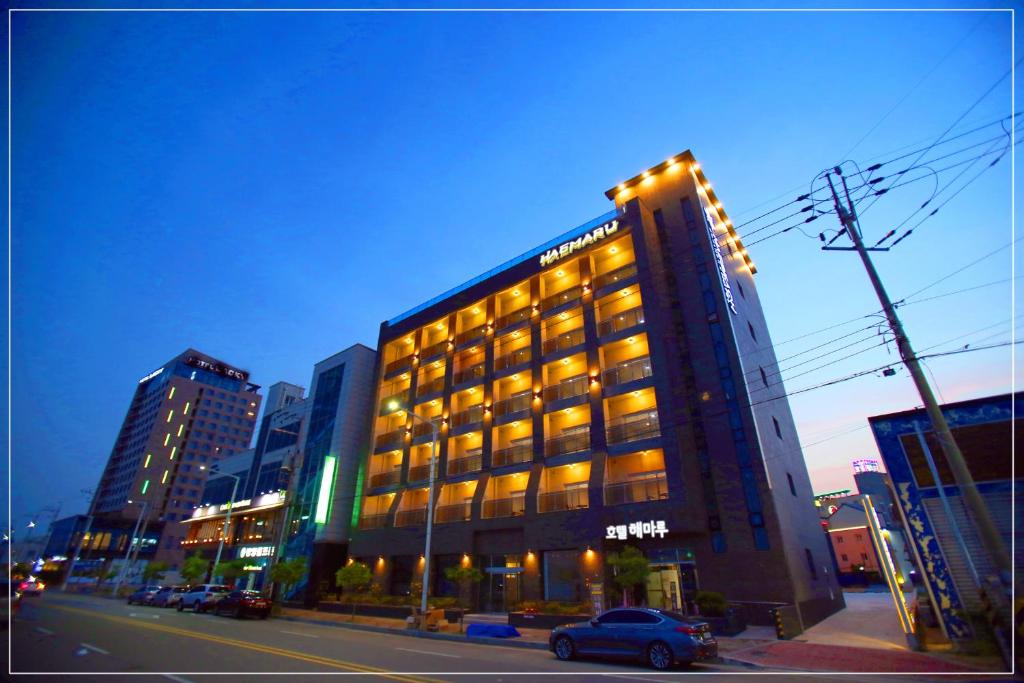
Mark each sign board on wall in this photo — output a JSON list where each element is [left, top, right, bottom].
[[185, 355, 250, 382]]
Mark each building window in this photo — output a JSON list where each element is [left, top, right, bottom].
[[773, 416, 782, 439], [759, 366, 768, 388], [787, 472, 796, 496], [841, 553, 848, 561], [855, 534, 863, 541], [737, 281, 745, 299], [544, 550, 583, 602], [804, 548, 817, 578], [861, 553, 868, 561], [837, 536, 844, 544], [747, 321, 757, 341]]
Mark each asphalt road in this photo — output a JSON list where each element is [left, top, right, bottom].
[[5, 593, 995, 682]]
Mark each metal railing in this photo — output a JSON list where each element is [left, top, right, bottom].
[[369, 470, 401, 488], [604, 474, 668, 505], [495, 307, 530, 331], [495, 347, 530, 371], [542, 327, 585, 354], [482, 497, 526, 518], [492, 442, 533, 467], [451, 405, 483, 428], [379, 390, 409, 415], [541, 285, 582, 312], [455, 324, 487, 347], [542, 375, 588, 402], [374, 429, 405, 451], [602, 356, 653, 387], [453, 364, 485, 386], [434, 504, 472, 523], [597, 306, 645, 337], [384, 355, 414, 376], [420, 340, 448, 360], [544, 428, 590, 456], [415, 376, 445, 398], [606, 411, 661, 445], [395, 508, 427, 527], [538, 488, 590, 513], [412, 418, 442, 438], [408, 463, 433, 482], [494, 392, 532, 417], [358, 514, 388, 530], [594, 262, 637, 290], [447, 452, 482, 476]]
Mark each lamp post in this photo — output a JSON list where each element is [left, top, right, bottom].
[[60, 488, 95, 592], [201, 465, 241, 585], [112, 499, 148, 596], [388, 399, 439, 627]]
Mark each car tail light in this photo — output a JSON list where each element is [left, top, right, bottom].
[[675, 625, 702, 635]]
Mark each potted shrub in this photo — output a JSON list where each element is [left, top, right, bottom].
[[694, 591, 746, 636]]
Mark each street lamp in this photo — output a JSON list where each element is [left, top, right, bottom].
[[112, 499, 149, 596], [60, 488, 95, 592], [387, 399, 439, 627], [201, 465, 242, 584]]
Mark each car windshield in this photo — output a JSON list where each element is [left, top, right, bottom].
[[173, 587, 189, 593]]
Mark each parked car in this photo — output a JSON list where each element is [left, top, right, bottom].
[[177, 584, 230, 612], [150, 585, 190, 608], [213, 590, 271, 619], [127, 585, 162, 605], [2, 581, 21, 626], [549, 607, 718, 670], [18, 579, 45, 597]]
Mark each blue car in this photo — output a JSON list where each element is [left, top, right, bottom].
[[549, 607, 718, 670]]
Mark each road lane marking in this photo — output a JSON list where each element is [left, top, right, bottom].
[[80, 643, 110, 655], [280, 630, 319, 638], [34, 627, 54, 635], [396, 647, 461, 659], [164, 676, 193, 683], [46, 603, 442, 683]]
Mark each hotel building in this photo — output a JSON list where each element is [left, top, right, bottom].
[[348, 151, 842, 628], [90, 349, 262, 569]]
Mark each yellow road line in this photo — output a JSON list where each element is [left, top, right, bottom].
[[48, 603, 445, 682]]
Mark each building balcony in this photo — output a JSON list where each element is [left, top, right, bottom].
[[606, 411, 661, 445], [383, 355, 414, 377], [408, 463, 434, 483], [455, 324, 487, 348], [541, 286, 583, 313], [453, 364, 485, 387], [415, 377, 445, 399], [495, 347, 530, 371], [604, 474, 668, 506], [542, 375, 589, 403], [495, 306, 530, 331], [538, 488, 590, 513], [374, 429, 405, 452], [395, 509, 426, 527], [412, 418, 442, 439], [602, 356, 653, 387], [451, 405, 483, 430], [492, 443, 532, 468], [482, 497, 526, 519], [420, 340, 448, 360], [594, 262, 637, 291], [435, 503, 471, 524], [545, 429, 590, 457], [494, 392, 532, 418], [358, 514, 388, 530], [379, 391, 409, 415], [369, 470, 402, 489], [447, 452, 483, 476], [542, 328, 585, 355], [598, 307, 645, 337]]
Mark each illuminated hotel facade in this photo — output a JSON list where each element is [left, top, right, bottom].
[[348, 152, 843, 626]]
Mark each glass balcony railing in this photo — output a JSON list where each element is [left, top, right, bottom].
[[435, 504, 472, 523], [420, 340, 448, 360], [538, 488, 590, 513], [395, 509, 427, 527], [495, 306, 531, 331], [379, 391, 409, 415], [602, 356, 653, 387], [416, 376, 445, 398], [544, 428, 590, 456], [408, 462, 434, 482], [597, 307, 645, 337], [606, 411, 661, 445], [384, 355, 414, 376], [412, 418, 442, 438], [482, 497, 526, 519], [492, 442, 532, 467], [447, 452, 482, 476], [495, 347, 530, 371], [453, 363, 485, 386], [369, 470, 401, 488], [374, 429, 405, 451], [542, 328, 584, 355], [604, 474, 668, 505], [541, 285, 583, 313], [358, 514, 388, 530], [455, 324, 487, 347], [494, 391, 532, 417], [542, 375, 588, 403], [593, 262, 637, 291], [451, 405, 483, 429]]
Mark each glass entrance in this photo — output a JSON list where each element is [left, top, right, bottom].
[[480, 554, 522, 613]]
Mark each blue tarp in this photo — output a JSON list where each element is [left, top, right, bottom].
[[466, 623, 521, 639]]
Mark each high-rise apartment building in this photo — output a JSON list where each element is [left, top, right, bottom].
[[348, 151, 842, 628], [91, 349, 262, 568]]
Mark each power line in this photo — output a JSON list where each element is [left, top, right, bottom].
[[895, 237, 1022, 302]]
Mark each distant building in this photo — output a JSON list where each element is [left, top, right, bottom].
[[825, 502, 879, 575]]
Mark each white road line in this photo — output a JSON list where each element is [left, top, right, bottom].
[[279, 630, 319, 638], [395, 647, 461, 659], [164, 676, 193, 683], [34, 627, 54, 635], [80, 643, 110, 655]]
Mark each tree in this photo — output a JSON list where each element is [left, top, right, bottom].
[[270, 557, 307, 598], [217, 559, 248, 587], [607, 545, 650, 607], [443, 565, 484, 610], [180, 553, 208, 585], [142, 561, 169, 583], [91, 566, 118, 591], [335, 562, 372, 621]]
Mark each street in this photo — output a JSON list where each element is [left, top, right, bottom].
[[7, 594, 999, 681]]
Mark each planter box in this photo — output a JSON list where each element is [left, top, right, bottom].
[[508, 611, 590, 630], [319, 602, 414, 619], [700, 609, 747, 637], [444, 608, 465, 624]]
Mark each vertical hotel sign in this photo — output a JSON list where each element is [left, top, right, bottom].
[[691, 170, 738, 315]]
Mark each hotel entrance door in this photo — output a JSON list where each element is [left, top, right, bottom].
[[480, 555, 522, 613]]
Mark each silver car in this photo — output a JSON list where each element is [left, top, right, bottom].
[[177, 584, 230, 612]]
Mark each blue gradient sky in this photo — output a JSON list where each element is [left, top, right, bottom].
[[6, 3, 1020, 526]]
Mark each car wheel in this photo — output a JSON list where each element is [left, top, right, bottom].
[[176, 601, 184, 612], [259, 612, 269, 620], [553, 635, 576, 661], [646, 641, 674, 670], [193, 600, 202, 613], [233, 606, 242, 619], [127, 598, 133, 605]]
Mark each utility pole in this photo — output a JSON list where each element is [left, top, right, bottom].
[[824, 167, 1011, 583]]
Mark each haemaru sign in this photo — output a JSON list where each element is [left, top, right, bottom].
[[539, 220, 619, 267]]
